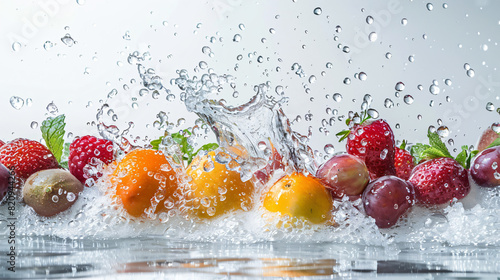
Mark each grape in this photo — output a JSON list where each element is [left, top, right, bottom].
[[316, 153, 369, 197], [470, 146, 500, 188], [0, 163, 9, 202], [362, 175, 415, 228]]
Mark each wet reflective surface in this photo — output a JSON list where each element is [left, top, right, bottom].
[[1, 236, 500, 279]]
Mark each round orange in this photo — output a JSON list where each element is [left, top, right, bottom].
[[111, 149, 182, 217], [263, 172, 333, 224], [186, 150, 255, 219]]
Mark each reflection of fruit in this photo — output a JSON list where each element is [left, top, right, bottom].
[[346, 119, 396, 179], [111, 149, 182, 217], [470, 146, 500, 188], [0, 163, 10, 202], [22, 169, 83, 217], [362, 176, 415, 228], [316, 153, 369, 198], [477, 127, 499, 152], [408, 157, 470, 205], [394, 147, 415, 180], [69, 135, 114, 185], [263, 173, 333, 224], [186, 150, 255, 219], [0, 139, 60, 183]]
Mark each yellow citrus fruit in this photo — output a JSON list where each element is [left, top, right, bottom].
[[186, 150, 255, 219], [263, 172, 333, 224], [111, 149, 182, 217]]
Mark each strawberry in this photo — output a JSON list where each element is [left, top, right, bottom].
[[408, 157, 470, 205], [394, 141, 415, 180], [0, 139, 60, 183], [69, 135, 114, 185], [0, 140, 5, 148], [337, 113, 396, 179]]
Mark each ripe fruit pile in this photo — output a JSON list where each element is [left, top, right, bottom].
[[1, 112, 499, 232]]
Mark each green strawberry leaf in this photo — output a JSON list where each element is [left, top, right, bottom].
[[41, 114, 66, 163], [59, 143, 71, 169], [399, 140, 407, 150], [410, 143, 431, 164], [486, 137, 500, 149], [427, 131, 452, 158], [421, 146, 449, 160], [455, 145, 469, 169], [336, 130, 350, 142]]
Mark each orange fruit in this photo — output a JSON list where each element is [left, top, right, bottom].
[[186, 150, 255, 219], [111, 149, 183, 217], [263, 172, 333, 224]]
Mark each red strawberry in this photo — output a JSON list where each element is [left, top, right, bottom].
[[408, 157, 470, 205], [394, 147, 415, 180], [69, 135, 114, 185], [0, 139, 60, 183], [0, 140, 5, 148], [345, 119, 396, 179]]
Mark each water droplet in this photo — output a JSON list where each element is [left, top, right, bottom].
[[486, 102, 495, 111], [343, 78, 351, 85], [269, 28, 276, 34], [464, 63, 471, 70], [426, 3, 434, 11], [437, 126, 450, 138], [308, 75, 317, 84], [445, 79, 452, 86], [43, 41, 53, 51], [404, 95, 414, 104], [366, 16, 374, 24], [368, 32, 378, 42], [467, 69, 475, 77], [30, 121, 38, 129], [358, 72, 367, 81], [380, 149, 388, 160], [335, 25, 342, 33], [324, 144, 335, 154], [481, 44, 488, 51], [417, 84, 424, 91], [395, 82, 405, 91], [10, 96, 24, 110], [52, 195, 59, 203], [313, 7, 322, 15], [275, 86, 284, 95], [408, 55, 415, 62], [61, 34, 75, 47], [384, 98, 394, 108], [367, 109, 379, 118], [76, 0, 86, 5], [342, 46, 350, 53], [199, 61, 208, 69], [401, 18, 408, 26], [429, 84, 440, 95], [67, 192, 76, 202], [326, 62, 333, 69], [202, 46, 211, 55], [233, 34, 241, 42], [12, 42, 21, 51], [385, 52, 392, 59], [443, 3, 448, 8], [333, 93, 342, 102], [257, 56, 264, 63], [239, 23, 245, 30]]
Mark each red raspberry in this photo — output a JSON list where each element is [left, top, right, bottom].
[[394, 147, 415, 180], [69, 136, 114, 185], [408, 157, 470, 205], [0, 139, 60, 183]]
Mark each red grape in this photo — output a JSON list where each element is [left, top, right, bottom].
[[470, 146, 500, 188]]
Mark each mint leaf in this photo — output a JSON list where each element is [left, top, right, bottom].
[[486, 137, 500, 149], [59, 143, 71, 169], [421, 146, 449, 160], [410, 143, 431, 164], [455, 145, 469, 169], [427, 131, 452, 158], [41, 114, 66, 163]]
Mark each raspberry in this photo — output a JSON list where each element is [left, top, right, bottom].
[[0, 139, 60, 183], [69, 136, 114, 185]]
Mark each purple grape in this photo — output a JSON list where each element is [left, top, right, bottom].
[[316, 153, 370, 198], [362, 175, 415, 228], [0, 163, 10, 202], [471, 146, 500, 188]]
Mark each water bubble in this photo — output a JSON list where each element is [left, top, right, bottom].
[[408, 55, 415, 62], [30, 121, 38, 129], [429, 84, 440, 95], [443, 3, 448, 8], [358, 72, 367, 81], [335, 25, 342, 33], [342, 46, 350, 53], [448, 139, 454, 146], [437, 126, 450, 138], [61, 34, 75, 47], [384, 98, 394, 108], [404, 95, 414, 104], [233, 34, 241, 42], [333, 93, 342, 102], [343, 78, 351, 85], [380, 149, 388, 160], [401, 18, 408, 26], [464, 63, 471, 70], [486, 102, 495, 111], [368, 32, 378, 42], [199, 61, 208, 69], [445, 79, 452, 86], [426, 3, 434, 11], [417, 84, 423, 91], [202, 46, 211, 55], [52, 195, 59, 203], [275, 85, 284, 95], [269, 28, 276, 34], [66, 192, 76, 202], [12, 42, 21, 51], [258, 141, 267, 150], [238, 23, 245, 30], [395, 82, 405, 91], [326, 62, 333, 69], [323, 144, 335, 155], [313, 7, 322, 15], [366, 16, 374, 24], [367, 109, 379, 119], [467, 69, 475, 77], [10, 96, 24, 110], [385, 52, 392, 59], [43, 41, 54, 51], [257, 56, 264, 63], [308, 75, 317, 84]]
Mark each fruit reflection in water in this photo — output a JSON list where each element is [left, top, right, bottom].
[[186, 150, 255, 219]]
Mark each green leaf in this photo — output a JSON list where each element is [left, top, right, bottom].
[[336, 130, 350, 142], [410, 143, 431, 164], [190, 143, 219, 165], [427, 131, 452, 158], [59, 143, 71, 169], [150, 136, 164, 150], [41, 114, 66, 163], [466, 150, 479, 170], [421, 146, 449, 160], [486, 137, 500, 149], [399, 140, 407, 150], [455, 145, 469, 169]]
